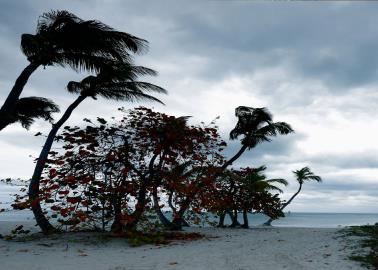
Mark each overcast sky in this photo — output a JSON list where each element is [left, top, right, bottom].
[[1, 0, 378, 213]]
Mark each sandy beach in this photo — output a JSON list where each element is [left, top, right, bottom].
[[0, 222, 364, 270]]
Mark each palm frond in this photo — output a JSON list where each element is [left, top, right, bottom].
[[293, 167, 322, 184], [230, 106, 294, 149], [22, 10, 148, 71], [66, 60, 166, 105], [13, 97, 60, 129], [265, 178, 289, 186]]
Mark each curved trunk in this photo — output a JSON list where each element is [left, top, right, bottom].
[[264, 183, 302, 226], [172, 216, 190, 227], [125, 181, 149, 231], [168, 200, 193, 230], [111, 198, 122, 233], [171, 216, 189, 229], [218, 211, 226, 227], [221, 144, 248, 170], [125, 154, 162, 231], [152, 185, 174, 228], [229, 209, 240, 227], [29, 95, 86, 233], [168, 191, 189, 228], [281, 183, 302, 210], [168, 191, 176, 213], [0, 63, 40, 130], [241, 210, 249, 228], [171, 144, 249, 225], [166, 140, 250, 227]]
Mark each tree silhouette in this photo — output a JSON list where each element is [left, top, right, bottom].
[[29, 63, 166, 233], [238, 166, 287, 228], [165, 106, 294, 228], [0, 10, 147, 131], [264, 166, 322, 226], [222, 106, 294, 169], [215, 166, 287, 228], [7, 97, 60, 129]]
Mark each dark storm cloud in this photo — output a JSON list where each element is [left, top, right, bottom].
[[169, 3, 378, 89], [3, 1, 378, 94]]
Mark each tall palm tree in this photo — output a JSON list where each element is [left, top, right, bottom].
[[0, 10, 147, 131], [29, 62, 166, 233], [222, 106, 294, 169], [175, 106, 293, 229], [264, 166, 322, 226]]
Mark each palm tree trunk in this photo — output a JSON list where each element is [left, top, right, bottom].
[[125, 183, 147, 231], [217, 211, 226, 227], [229, 209, 240, 227], [221, 144, 248, 170], [264, 184, 302, 226], [170, 145, 249, 227], [29, 95, 86, 233], [0, 63, 40, 130], [241, 210, 249, 228], [110, 197, 122, 233], [152, 184, 174, 228]]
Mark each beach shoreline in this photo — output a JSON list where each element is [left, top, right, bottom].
[[0, 222, 365, 270]]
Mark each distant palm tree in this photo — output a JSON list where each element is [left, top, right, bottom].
[[241, 166, 288, 194], [222, 106, 294, 169], [29, 62, 166, 233], [264, 166, 322, 226], [0, 10, 147, 131], [224, 166, 288, 228]]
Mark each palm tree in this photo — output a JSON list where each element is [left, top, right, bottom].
[[238, 166, 288, 228], [174, 106, 293, 229], [222, 106, 294, 169], [264, 166, 322, 226], [29, 62, 166, 233], [241, 166, 288, 194], [218, 166, 287, 228], [5, 97, 59, 129], [0, 10, 147, 131]]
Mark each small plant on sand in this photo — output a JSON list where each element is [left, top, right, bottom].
[[347, 224, 378, 269]]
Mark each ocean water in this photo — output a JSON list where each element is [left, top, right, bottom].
[[1, 183, 378, 228], [219, 212, 378, 228]]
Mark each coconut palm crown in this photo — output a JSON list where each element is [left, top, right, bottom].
[[240, 166, 288, 194], [293, 166, 322, 185], [229, 106, 294, 149], [0, 10, 148, 131], [9, 97, 60, 129], [66, 63, 166, 102], [22, 10, 147, 70]]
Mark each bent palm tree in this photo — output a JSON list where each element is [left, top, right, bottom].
[[222, 106, 294, 169], [0, 10, 147, 130], [29, 63, 166, 233], [6, 97, 59, 129], [264, 166, 322, 226], [175, 106, 293, 229]]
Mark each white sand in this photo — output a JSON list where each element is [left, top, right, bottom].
[[0, 221, 364, 270]]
